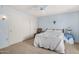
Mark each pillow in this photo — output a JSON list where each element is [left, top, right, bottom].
[[46, 29, 53, 32], [52, 29, 63, 33]]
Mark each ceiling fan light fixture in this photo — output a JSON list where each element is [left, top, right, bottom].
[[33, 5, 48, 11], [40, 7, 44, 10], [39, 5, 48, 11]]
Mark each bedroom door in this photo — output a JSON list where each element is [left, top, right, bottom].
[[0, 19, 9, 48]]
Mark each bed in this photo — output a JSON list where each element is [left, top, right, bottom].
[[34, 29, 65, 53]]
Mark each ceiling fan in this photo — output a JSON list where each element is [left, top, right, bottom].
[[33, 5, 48, 12]]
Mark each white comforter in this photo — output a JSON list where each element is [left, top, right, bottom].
[[34, 30, 65, 53]]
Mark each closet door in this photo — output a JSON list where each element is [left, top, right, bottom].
[[0, 19, 9, 48]]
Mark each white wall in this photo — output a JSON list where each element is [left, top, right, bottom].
[[0, 6, 37, 48]]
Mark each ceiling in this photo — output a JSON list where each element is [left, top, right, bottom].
[[9, 5, 79, 17]]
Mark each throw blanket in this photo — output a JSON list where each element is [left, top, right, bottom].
[[34, 30, 65, 53]]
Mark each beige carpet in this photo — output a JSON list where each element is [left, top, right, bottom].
[[0, 39, 79, 54]]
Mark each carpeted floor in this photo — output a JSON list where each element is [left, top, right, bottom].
[[0, 39, 79, 54]]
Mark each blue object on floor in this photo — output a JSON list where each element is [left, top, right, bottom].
[[64, 33, 75, 40]]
